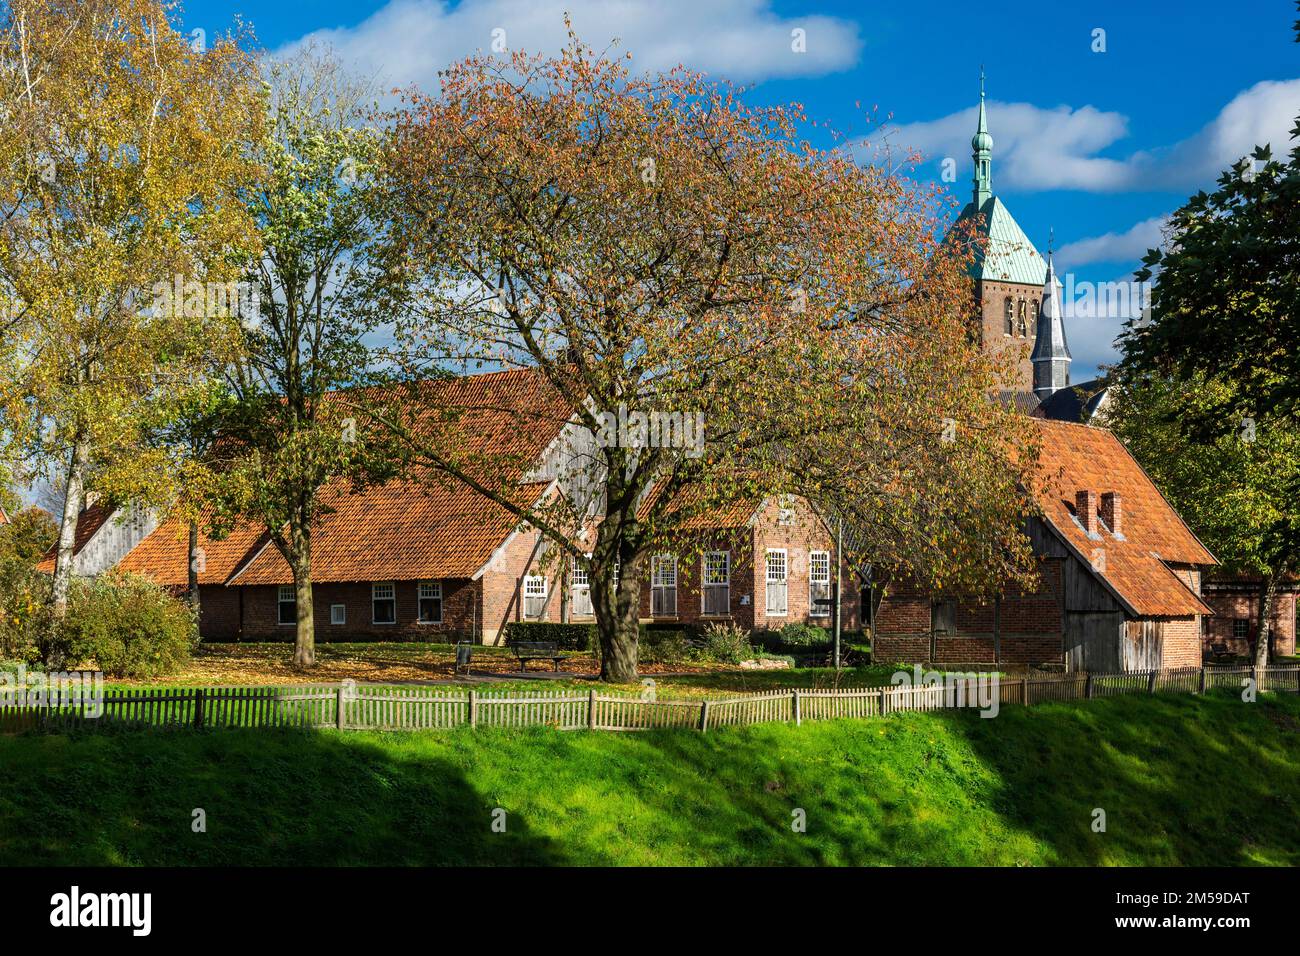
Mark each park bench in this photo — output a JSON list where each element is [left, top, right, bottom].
[[510, 641, 566, 673], [1208, 642, 1234, 662]]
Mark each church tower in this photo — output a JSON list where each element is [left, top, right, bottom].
[[1031, 243, 1072, 400], [951, 74, 1048, 394]]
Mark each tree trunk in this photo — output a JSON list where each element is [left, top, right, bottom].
[[51, 437, 89, 613], [590, 539, 640, 683], [287, 522, 315, 668], [1254, 572, 1278, 669], [186, 519, 201, 614]]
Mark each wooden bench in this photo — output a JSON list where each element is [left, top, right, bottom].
[[510, 641, 566, 672], [1209, 642, 1234, 662]]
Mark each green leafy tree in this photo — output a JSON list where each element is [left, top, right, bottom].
[[0, 0, 264, 610], [210, 47, 402, 668], [1104, 372, 1300, 665]]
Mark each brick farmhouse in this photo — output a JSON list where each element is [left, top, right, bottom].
[[42, 368, 855, 644], [872, 418, 1217, 670]]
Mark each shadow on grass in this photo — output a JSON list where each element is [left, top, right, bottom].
[[938, 690, 1300, 866], [0, 726, 581, 866]]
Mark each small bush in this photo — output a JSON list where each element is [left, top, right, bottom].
[[639, 628, 691, 664], [754, 622, 832, 655], [697, 621, 756, 664], [58, 573, 197, 678], [502, 621, 595, 650], [0, 565, 52, 665]]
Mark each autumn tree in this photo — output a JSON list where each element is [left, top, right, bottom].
[[209, 46, 402, 668], [372, 34, 1038, 682], [0, 0, 264, 610]]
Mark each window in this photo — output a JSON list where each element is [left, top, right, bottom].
[[1031, 299, 1040, 328], [1003, 296, 1014, 335], [372, 582, 396, 624], [702, 551, 730, 616], [809, 551, 832, 617], [931, 599, 956, 636], [570, 557, 593, 618], [1233, 618, 1249, 641], [330, 604, 346, 625], [651, 554, 677, 617], [766, 549, 788, 616], [418, 582, 442, 624], [1016, 299, 1028, 336], [278, 585, 296, 626], [523, 575, 547, 620]]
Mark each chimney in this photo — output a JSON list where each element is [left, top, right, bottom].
[[1100, 491, 1122, 538], [1075, 490, 1098, 536]]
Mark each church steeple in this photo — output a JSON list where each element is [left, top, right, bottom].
[[972, 69, 993, 206], [1032, 234, 1072, 400]]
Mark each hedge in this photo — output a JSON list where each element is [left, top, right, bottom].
[[501, 621, 595, 650]]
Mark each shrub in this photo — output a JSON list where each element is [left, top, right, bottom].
[[58, 573, 197, 678], [0, 564, 52, 665], [754, 622, 832, 656], [639, 627, 691, 664], [501, 621, 595, 650], [697, 621, 756, 664]]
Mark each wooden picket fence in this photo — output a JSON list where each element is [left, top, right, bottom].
[[1, 664, 1297, 735]]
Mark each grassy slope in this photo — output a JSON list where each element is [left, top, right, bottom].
[[2, 692, 1297, 866]]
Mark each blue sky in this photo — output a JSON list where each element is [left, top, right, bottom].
[[182, 0, 1300, 379]]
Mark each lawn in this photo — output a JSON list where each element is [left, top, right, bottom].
[[2, 691, 1297, 866]]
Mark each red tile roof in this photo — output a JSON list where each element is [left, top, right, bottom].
[[1031, 418, 1215, 617], [128, 368, 573, 586], [116, 514, 270, 587]]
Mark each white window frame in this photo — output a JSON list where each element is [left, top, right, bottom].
[[523, 574, 547, 620], [570, 557, 593, 618], [651, 554, 677, 618], [417, 581, 443, 624], [372, 582, 396, 625], [765, 549, 788, 616], [809, 550, 831, 618], [702, 550, 730, 616], [330, 603, 346, 626], [278, 585, 296, 626]]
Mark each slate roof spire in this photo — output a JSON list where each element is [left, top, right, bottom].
[[972, 68, 993, 206], [1032, 234, 1072, 400]]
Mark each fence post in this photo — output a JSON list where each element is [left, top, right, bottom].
[[1199, 668, 1207, 693], [1251, 664, 1258, 695], [699, 700, 710, 733], [1147, 669, 1158, 694], [1019, 677, 1028, 706], [336, 685, 346, 731], [194, 688, 205, 729], [587, 689, 596, 731], [792, 690, 801, 726], [468, 689, 478, 728], [1085, 674, 1094, 699]]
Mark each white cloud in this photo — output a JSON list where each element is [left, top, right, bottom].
[[282, 0, 862, 93], [1056, 215, 1169, 268], [883, 78, 1300, 194]]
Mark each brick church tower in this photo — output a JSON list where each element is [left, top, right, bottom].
[[952, 75, 1050, 395]]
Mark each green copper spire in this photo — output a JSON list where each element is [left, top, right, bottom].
[[972, 68, 992, 206]]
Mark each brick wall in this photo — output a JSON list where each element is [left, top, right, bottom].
[[1160, 616, 1202, 669], [749, 496, 860, 632], [198, 585, 241, 641], [478, 526, 562, 645], [872, 561, 1064, 666], [1201, 584, 1297, 657], [976, 279, 1042, 392], [234, 578, 480, 642]]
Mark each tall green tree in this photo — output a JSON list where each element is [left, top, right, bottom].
[[211, 47, 401, 668], [0, 0, 264, 610], [1104, 373, 1300, 666]]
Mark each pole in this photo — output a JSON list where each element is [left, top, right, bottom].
[[834, 517, 843, 671]]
